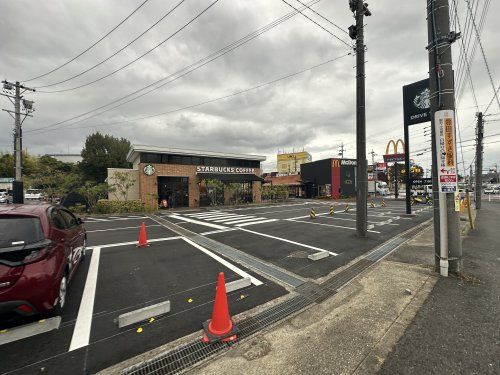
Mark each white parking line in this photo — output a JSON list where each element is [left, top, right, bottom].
[[204, 215, 249, 221], [287, 218, 381, 233], [69, 247, 101, 352], [169, 215, 228, 229], [181, 238, 262, 286], [211, 215, 256, 223], [200, 228, 239, 235], [235, 219, 279, 227], [186, 212, 236, 219], [223, 217, 269, 225], [87, 236, 182, 249], [319, 216, 399, 226], [238, 228, 337, 256], [85, 216, 148, 223], [86, 224, 161, 233]]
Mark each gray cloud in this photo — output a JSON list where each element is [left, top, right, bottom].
[[1, 0, 499, 174]]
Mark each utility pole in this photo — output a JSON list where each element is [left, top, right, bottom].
[[1, 80, 35, 203], [348, 0, 371, 237], [338, 142, 345, 158], [427, 0, 462, 275], [475, 112, 483, 209]]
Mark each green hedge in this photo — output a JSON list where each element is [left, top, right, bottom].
[[92, 199, 145, 214], [68, 204, 87, 214]]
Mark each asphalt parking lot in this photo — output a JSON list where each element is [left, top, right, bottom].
[[0, 199, 432, 375]]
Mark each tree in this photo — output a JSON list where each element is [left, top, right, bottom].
[[77, 182, 109, 210], [80, 132, 131, 183], [25, 167, 80, 203], [109, 171, 135, 201], [0, 153, 14, 178]]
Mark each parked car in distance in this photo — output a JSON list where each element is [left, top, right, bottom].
[[25, 189, 43, 200], [0, 204, 86, 318], [484, 185, 499, 195], [0, 192, 10, 204]]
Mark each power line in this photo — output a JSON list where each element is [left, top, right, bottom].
[[292, 0, 349, 37], [484, 84, 500, 114], [465, 0, 500, 111], [280, 0, 351, 48], [22, 0, 151, 82], [25, 0, 326, 134], [27, 53, 351, 135], [35, 0, 208, 92], [451, 0, 478, 112]]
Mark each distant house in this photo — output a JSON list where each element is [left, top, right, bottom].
[[44, 154, 82, 164]]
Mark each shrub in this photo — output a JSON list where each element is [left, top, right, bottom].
[[68, 204, 87, 214], [92, 199, 145, 214]]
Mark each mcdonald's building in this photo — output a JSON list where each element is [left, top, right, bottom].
[[301, 158, 357, 199]]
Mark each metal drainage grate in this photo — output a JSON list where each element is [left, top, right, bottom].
[[322, 259, 375, 292], [122, 340, 228, 375], [121, 296, 310, 375]]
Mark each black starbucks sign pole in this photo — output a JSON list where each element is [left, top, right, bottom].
[[403, 78, 431, 214]]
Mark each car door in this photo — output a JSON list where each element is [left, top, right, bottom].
[[58, 208, 84, 279], [48, 207, 71, 278]]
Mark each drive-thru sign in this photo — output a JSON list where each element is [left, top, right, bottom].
[[434, 110, 458, 193]]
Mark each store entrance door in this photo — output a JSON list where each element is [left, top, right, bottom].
[[158, 177, 189, 208]]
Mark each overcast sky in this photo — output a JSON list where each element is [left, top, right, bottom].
[[1, 0, 499, 174]]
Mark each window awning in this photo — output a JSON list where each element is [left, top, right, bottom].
[[197, 173, 264, 182]]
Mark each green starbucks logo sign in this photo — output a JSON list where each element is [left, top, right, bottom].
[[143, 164, 155, 176]]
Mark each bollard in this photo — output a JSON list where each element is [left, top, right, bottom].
[[310, 208, 316, 219], [329, 205, 334, 215], [344, 203, 350, 212]]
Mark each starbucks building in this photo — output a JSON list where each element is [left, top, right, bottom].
[[108, 145, 266, 209]]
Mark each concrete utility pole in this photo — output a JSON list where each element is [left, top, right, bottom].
[[1, 80, 35, 203], [475, 112, 483, 208], [427, 0, 462, 274], [348, 0, 371, 237]]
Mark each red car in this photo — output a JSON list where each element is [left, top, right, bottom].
[[0, 204, 86, 317]]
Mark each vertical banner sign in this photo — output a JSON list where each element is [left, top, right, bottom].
[[435, 110, 458, 193]]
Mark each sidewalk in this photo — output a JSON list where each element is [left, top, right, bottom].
[[192, 203, 498, 375], [379, 201, 500, 374]]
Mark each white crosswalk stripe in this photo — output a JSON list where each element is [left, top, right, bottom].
[[177, 211, 278, 227]]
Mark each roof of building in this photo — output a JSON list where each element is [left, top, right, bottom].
[[126, 145, 266, 163], [264, 174, 302, 186]]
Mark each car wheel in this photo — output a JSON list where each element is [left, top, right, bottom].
[[53, 275, 67, 315]]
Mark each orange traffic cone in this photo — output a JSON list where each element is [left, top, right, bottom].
[[136, 222, 149, 247], [202, 272, 238, 343]]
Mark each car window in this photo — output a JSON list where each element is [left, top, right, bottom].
[[50, 208, 67, 230], [59, 209, 78, 229], [0, 216, 45, 248]]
